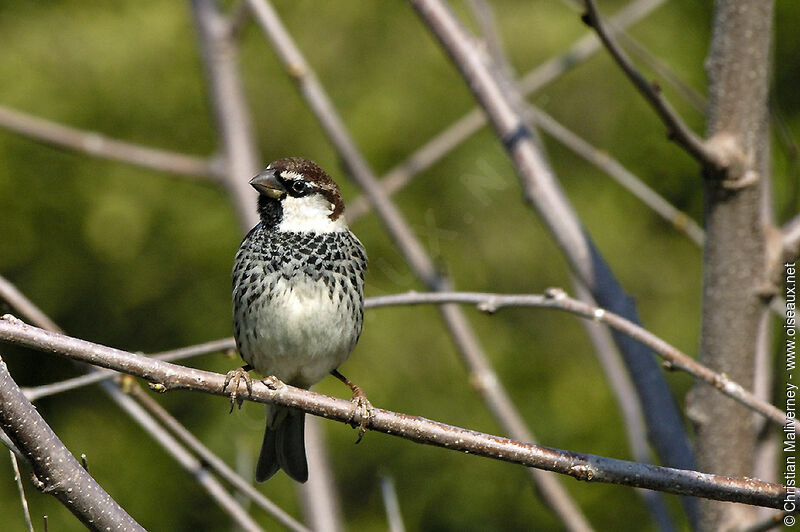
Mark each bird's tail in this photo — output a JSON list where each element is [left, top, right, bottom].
[[256, 405, 308, 483]]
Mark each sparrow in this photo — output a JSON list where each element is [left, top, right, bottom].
[[230, 157, 368, 483]]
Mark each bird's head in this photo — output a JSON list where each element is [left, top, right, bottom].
[[250, 157, 347, 233]]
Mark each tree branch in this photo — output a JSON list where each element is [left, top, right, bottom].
[[103, 380, 264, 532], [23, 337, 236, 401], [580, 0, 727, 171], [0, 353, 145, 531], [368, 290, 796, 430], [0, 105, 217, 180], [0, 275, 64, 334], [347, 0, 668, 223], [9, 449, 34, 532], [526, 105, 705, 246], [407, 0, 696, 511], [0, 317, 788, 509], [122, 380, 309, 532], [191, 0, 260, 230]]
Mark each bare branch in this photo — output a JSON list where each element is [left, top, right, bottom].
[[104, 380, 263, 532], [9, 450, 34, 532], [527, 105, 705, 246], [123, 380, 308, 532], [23, 337, 236, 401], [0, 318, 788, 508], [580, 0, 726, 170], [407, 0, 696, 508], [300, 420, 344, 532], [380, 475, 406, 532], [191, 0, 261, 230], [0, 275, 63, 334], [347, 0, 668, 223], [0, 353, 144, 531], [365, 289, 796, 431], [0, 105, 217, 180]]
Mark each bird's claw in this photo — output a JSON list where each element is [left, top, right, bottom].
[[223, 367, 253, 413], [261, 375, 284, 391], [348, 386, 373, 444]]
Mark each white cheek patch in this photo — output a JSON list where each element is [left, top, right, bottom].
[[278, 194, 347, 233]]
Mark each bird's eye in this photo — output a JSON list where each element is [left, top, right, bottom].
[[290, 181, 307, 195]]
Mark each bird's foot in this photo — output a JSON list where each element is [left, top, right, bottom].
[[261, 374, 285, 391], [223, 365, 254, 413], [331, 369, 373, 443], [349, 386, 373, 444]]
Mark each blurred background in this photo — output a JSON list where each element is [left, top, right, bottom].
[[0, 0, 797, 530]]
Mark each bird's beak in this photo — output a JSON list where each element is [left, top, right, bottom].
[[249, 170, 286, 199]]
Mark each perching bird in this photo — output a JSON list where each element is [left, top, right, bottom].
[[230, 157, 368, 483]]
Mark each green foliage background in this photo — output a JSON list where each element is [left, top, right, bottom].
[[0, 1, 797, 530]]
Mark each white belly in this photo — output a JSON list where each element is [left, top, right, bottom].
[[235, 275, 359, 388]]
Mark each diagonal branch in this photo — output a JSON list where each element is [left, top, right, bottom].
[[103, 379, 265, 532], [0, 353, 145, 531], [526, 105, 705, 246], [0, 316, 787, 509], [580, 0, 727, 171], [347, 0, 668, 223], [407, 0, 696, 508], [0, 105, 217, 180], [122, 380, 309, 532]]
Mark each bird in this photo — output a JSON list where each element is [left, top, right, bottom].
[[229, 157, 369, 483]]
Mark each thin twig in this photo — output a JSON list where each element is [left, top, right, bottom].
[[527, 105, 704, 246], [245, 2, 591, 529], [616, 31, 706, 113], [0, 105, 217, 180], [580, 0, 725, 170], [347, 0, 668, 223], [407, 1, 696, 519], [0, 318, 788, 508], [9, 449, 35, 532], [364, 289, 797, 431], [300, 420, 344, 532], [0, 276, 63, 334], [123, 380, 308, 532], [380, 475, 406, 532], [22, 338, 235, 401], [103, 380, 264, 532]]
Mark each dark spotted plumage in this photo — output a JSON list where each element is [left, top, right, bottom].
[[232, 157, 367, 483], [233, 225, 367, 366]]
